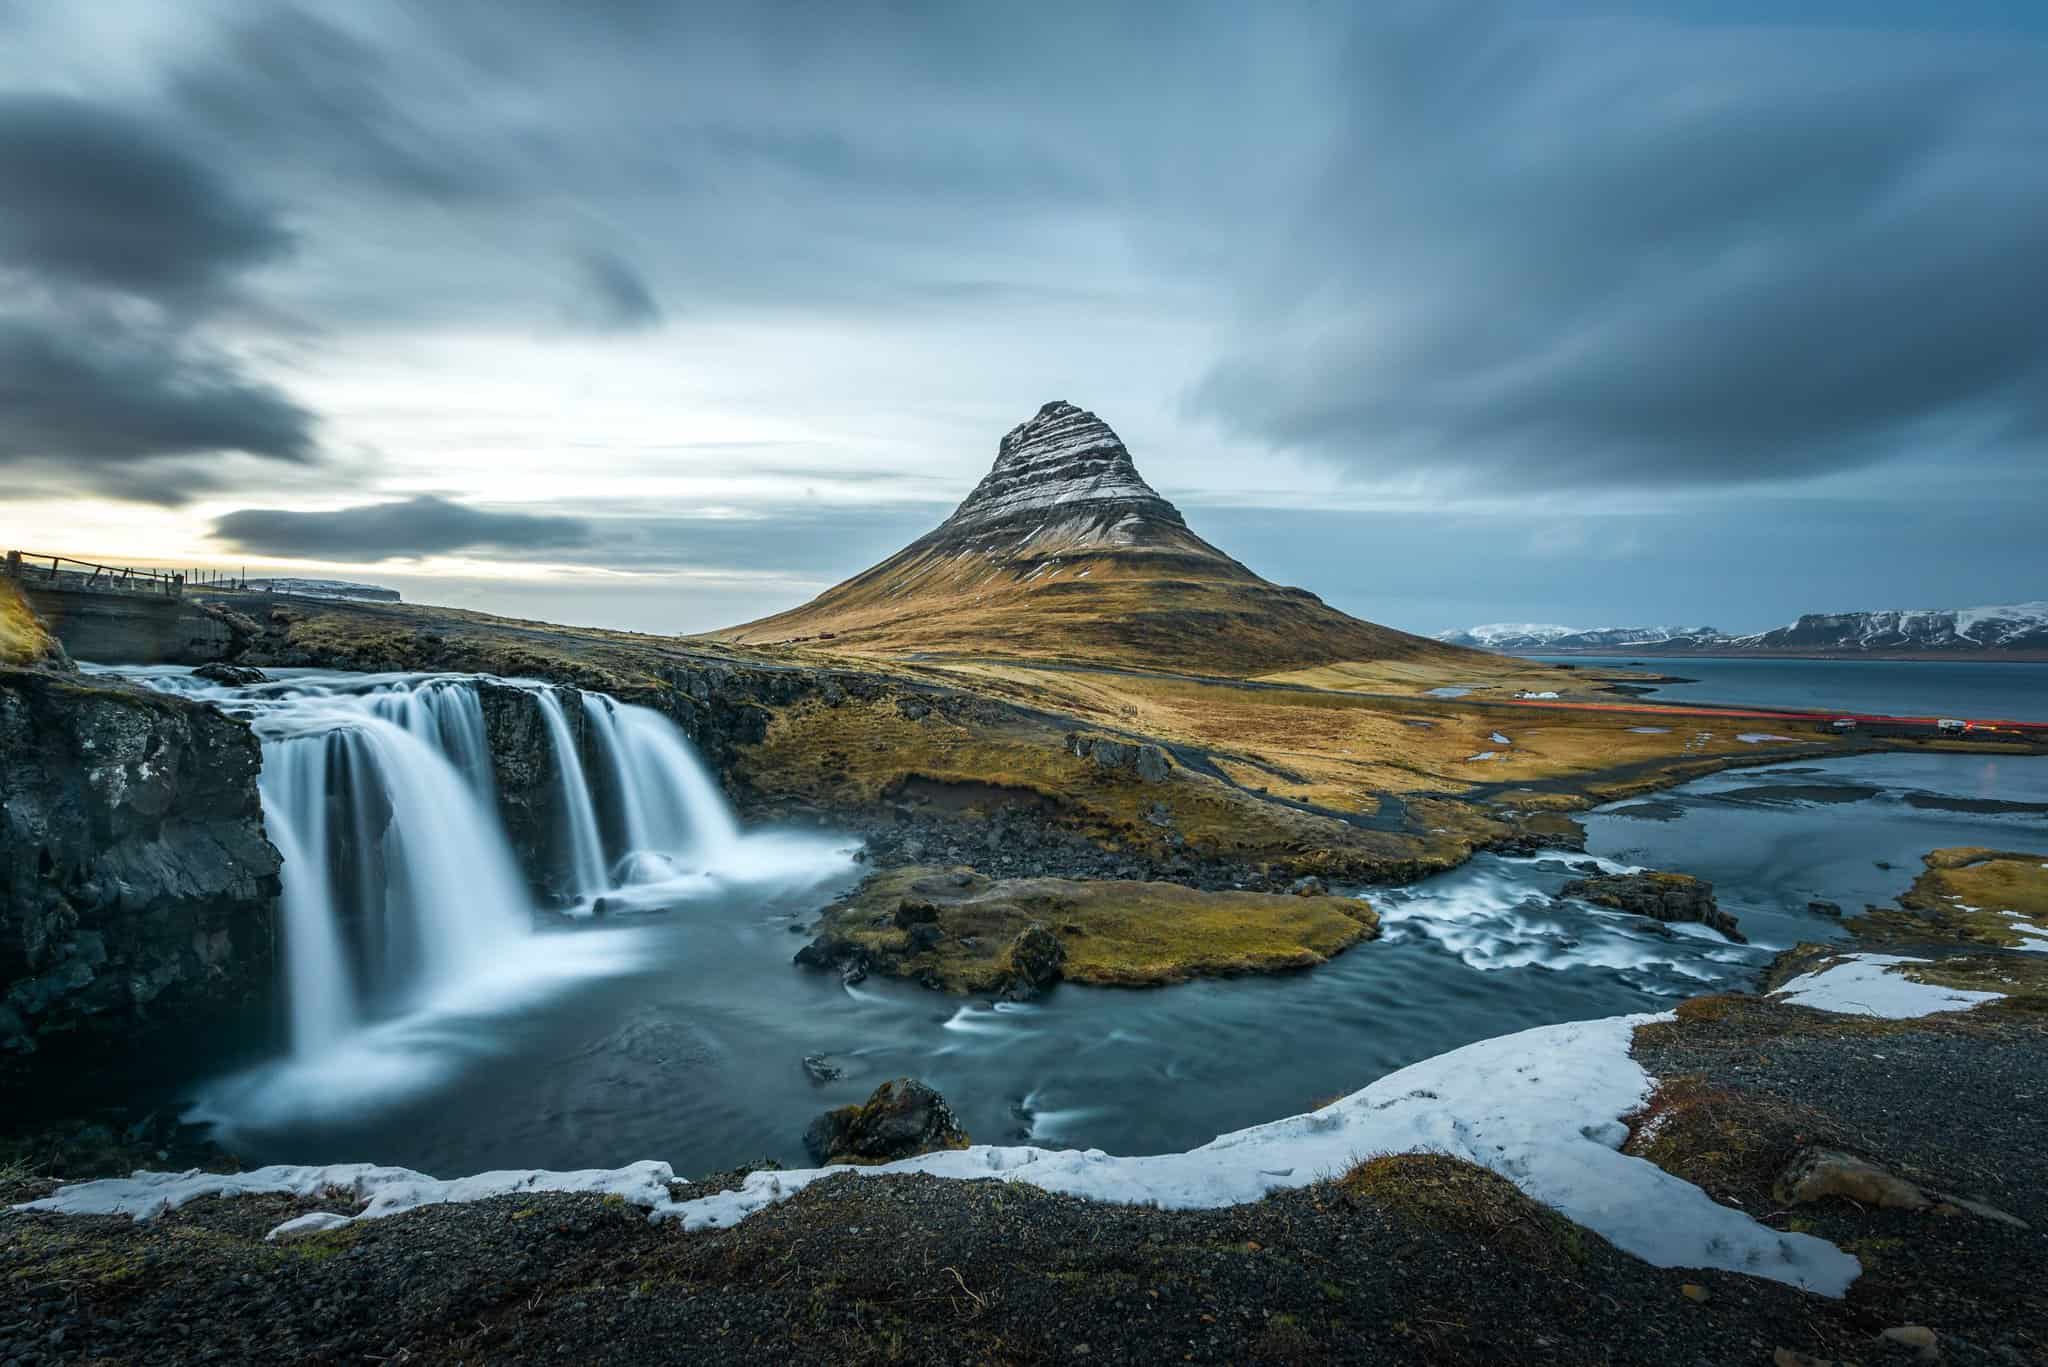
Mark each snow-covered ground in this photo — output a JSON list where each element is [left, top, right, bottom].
[[1769, 953, 2006, 1018], [16, 1014, 1860, 1296]]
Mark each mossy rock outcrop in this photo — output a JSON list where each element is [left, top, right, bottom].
[[1560, 870, 1745, 943], [802, 1077, 970, 1166], [796, 865, 1378, 997]]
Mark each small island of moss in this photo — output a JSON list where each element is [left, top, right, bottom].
[[795, 865, 1379, 997]]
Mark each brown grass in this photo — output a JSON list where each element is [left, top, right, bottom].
[[1333, 1153, 1590, 1270], [0, 581, 59, 667]]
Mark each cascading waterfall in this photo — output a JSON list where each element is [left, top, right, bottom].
[[249, 697, 535, 1042], [531, 688, 610, 897], [580, 692, 741, 884], [114, 667, 783, 1063]]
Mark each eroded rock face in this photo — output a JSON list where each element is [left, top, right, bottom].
[[0, 668, 281, 1072], [803, 1077, 970, 1165], [1066, 733, 1173, 784], [1560, 871, 1746, 943]]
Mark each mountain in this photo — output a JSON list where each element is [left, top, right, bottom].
[[1434, 624, 1721, 651], [715, 401, 1473, 675], [1438, 603, 2048, 658], [1728, 603, 2048, 655]]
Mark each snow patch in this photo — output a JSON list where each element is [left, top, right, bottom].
[[15, 1016, 1859, 1296], [1770, 954, 2005, 1019], [1736, 733, 1795, 744]]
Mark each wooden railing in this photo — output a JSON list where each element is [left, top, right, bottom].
[[3, 550, 185, 598]]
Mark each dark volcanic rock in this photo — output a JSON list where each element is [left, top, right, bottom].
[[804, 1077, 970, 1165], [192, 662, 269, 686], [1559, 871, 1746, 943], [934, 400, 1189, 552], [0, 668, 280, 1083], [1005, 922, 1065, 998]]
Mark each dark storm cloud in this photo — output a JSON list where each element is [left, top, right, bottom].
[[0, 317, 316, 504], [569, 247, 663, 331], [212, 495, 593, 560], [0, 94, 290, 299], [1189, 10, 2048, 488], [169, 8, 497, 203]]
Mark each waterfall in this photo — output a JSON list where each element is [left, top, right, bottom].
[[92, 664, 847, 1087], [580, 692, 741, 883], [250, 703, 533, 1037], [531, 688, 609, 897]]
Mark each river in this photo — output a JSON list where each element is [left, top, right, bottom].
[[81, 658, 2044, 1181]]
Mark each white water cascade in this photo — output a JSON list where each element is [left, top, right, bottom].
[[532, 688, 610, 897], [580, 692, 742, 887], [101, 668, 829, 1064]]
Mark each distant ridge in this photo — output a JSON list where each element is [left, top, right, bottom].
[[1438, 603, 2048, 658], [713, 401, 1473, 675]]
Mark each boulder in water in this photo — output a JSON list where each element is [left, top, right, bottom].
[[1004, 922, 1065, 999], [193, 662, 269, 686], [803, 1077, 970, 1165], [1559, 871, 1746, 943]]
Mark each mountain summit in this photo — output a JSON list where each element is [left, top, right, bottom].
[[938, 400, 1187, 547], [714, 401, 1466, 674]]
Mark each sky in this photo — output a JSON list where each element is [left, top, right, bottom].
[[1, 1, 2044, 638]]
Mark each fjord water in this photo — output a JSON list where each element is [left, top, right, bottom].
[[1535, 655, 2048, 721], [98, 664, 2046, 1181]]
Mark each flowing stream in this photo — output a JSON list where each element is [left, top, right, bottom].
[[86, 665, 2048, 1179]]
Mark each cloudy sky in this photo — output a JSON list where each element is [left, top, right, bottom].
[[2, 1, 2043, 637]]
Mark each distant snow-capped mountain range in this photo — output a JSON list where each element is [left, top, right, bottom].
[[1437, 603, 2048, 656]]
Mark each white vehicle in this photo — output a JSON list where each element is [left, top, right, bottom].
[[1936, 718, 1968, 735], [1829, 718, 1858, 732]]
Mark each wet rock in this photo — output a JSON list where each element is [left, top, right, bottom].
[[1290, 876, 1329, 897], [1807, 899, 1843, 917], [1005, 922, 1065, 998], [1, 669, 281, 1078], [801, 1054, 843, 1083], [893, 897, 940, 928], [906, 922, 944, 951], [1558, 871, 1746, 944], [192, 662, 270, 686], [803, 1077, 970, 1165], [1772, 1147, 1928, 1211]]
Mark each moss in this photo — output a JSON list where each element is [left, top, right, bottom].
[[0, 581, 59, 667], [1620, 1074, 1837, 1210], [1850, 846, 2048, 952], [1333, 1153, 1591, 1271], [810, 866, 1379, 993]]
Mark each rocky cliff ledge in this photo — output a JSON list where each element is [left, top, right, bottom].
[[0, 667, 280, 1081]]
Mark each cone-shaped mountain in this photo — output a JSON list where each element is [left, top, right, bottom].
[[715, 401, 1468, 675]]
